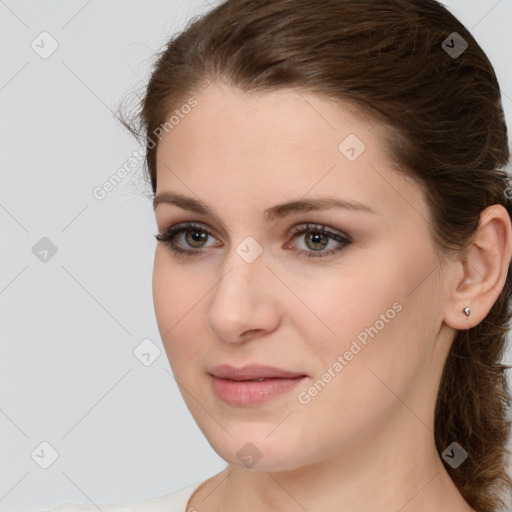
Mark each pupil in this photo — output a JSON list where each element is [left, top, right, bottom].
[[307, 232, 327, 250], [187, 230, 207, 247]]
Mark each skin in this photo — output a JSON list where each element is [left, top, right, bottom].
[[152, 80, 512, 512]]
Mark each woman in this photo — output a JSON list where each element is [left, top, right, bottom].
[[48, 0, 512, 510]]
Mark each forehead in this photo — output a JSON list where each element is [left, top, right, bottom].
[[154, 82, 426, 222]]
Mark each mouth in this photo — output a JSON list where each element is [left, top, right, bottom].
[[208, 364, 307, 406], [209, 363, 307, 381]]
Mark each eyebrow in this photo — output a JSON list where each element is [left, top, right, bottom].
[[153, 192, 376, 221]]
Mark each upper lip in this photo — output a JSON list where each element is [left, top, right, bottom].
[[209, 364, 306, 381]]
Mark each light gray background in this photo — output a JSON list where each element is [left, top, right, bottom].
[[1, 1, 511, 511]]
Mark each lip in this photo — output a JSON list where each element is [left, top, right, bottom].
[[209, 364, 307, 406], [209, 364, 306, 380]]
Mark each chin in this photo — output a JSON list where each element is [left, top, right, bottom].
[[200, 425, 308, 473]]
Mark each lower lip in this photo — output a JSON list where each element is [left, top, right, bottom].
[[210, 375, 306, 406]]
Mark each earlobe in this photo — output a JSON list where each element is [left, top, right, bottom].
[[444, 204, 512, 331]]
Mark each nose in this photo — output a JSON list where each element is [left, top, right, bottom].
[[206, 245, 281, 344]]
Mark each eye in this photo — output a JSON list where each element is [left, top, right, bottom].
[[154, 222, 352, 259], [154, 222, 220, 258], [286, 223, 352, 259]]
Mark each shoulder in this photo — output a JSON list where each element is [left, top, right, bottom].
[[44, 480, 205, 512], [127, 480, 205, 512]]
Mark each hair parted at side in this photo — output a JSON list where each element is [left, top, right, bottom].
[[116, 1, 512, 510]]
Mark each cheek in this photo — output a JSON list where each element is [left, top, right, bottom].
[[294, 258, 403, 356], [303, 264, 438, 415], [292, 283, 411, 439], [152, 253, 205, 361], [152, 250, 203, 324], [152, 255, 177, 332], [293, 253, 428, 397]]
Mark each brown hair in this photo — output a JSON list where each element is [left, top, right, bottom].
[[117, 0, 512, 510]]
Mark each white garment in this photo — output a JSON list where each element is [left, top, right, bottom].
[[44, 480, 204, 512]]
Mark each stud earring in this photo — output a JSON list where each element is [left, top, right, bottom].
[[463, 306, 471, 317]]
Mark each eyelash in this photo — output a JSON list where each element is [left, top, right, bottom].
[[154, 222, 352, 259]]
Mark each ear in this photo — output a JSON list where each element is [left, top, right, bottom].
[[444, 204, 512, 330]]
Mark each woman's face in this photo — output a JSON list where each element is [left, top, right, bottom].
[[152, 81, 454, 472]]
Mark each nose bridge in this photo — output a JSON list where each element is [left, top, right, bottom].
[[212, 239, 266, 312], [218, 232, 267, 293]]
